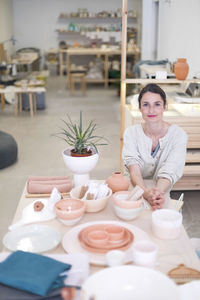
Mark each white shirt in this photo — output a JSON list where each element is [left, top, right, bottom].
[[122, 124, 188, 189]]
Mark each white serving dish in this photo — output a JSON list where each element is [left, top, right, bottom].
[[81, 265, 179, 300], [152, 209, 182, 240], [3, 224, 61, 253]]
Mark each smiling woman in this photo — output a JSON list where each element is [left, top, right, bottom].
[[122, 83, 188, 210]]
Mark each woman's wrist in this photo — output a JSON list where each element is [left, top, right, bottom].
[[143, 189, 151, 202]]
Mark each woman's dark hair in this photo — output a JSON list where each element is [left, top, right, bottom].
[[138, 83, 167, 108]]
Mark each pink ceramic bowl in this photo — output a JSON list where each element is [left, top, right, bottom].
[[54, 198, 85, 225], [70, 186, 112, 213], [112, 191, 143, 209], [87, 230, 109, 247]]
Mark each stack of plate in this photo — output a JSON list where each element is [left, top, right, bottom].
[[78, 224, 134, 254]]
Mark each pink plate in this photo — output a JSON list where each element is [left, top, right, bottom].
[[78, 224, 134, 253]]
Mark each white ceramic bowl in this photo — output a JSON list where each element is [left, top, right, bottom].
[[113, 204, 143, 221], [81, 265, 179, 300], [152, 209, 182, 240], [112, 191, 143, 209], [70, 186, 112, 213]]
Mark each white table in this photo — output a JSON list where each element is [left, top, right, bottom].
[[4, 183, 200, 277], [0, 86, 46, 117]]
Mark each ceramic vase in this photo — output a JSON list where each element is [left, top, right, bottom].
[[62, 147, 99, 187], [106, 172, 130, 193], [174, 58, 189, 80]]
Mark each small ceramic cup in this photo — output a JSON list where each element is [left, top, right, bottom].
[[132, 240, 158, 268], [105, 250, 125, 267]]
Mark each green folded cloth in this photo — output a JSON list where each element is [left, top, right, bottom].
[[0, 251, 71, 296]]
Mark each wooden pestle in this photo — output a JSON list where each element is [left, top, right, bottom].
[[125, 185, 144, 201]]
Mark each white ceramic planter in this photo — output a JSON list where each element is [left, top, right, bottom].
[[62, 148, 99, 186]]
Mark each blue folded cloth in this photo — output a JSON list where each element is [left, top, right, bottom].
[[0, 251, 71, 296]]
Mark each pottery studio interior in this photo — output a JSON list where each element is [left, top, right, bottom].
[[0, 0, 200, 299]]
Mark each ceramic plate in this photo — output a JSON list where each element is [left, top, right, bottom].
[[3, 224, 61, 253], [78, 225, 134, 253], [62, 221, 150, 266]]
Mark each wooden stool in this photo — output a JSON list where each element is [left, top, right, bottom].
[[14, 87, 45, 117], [70, 73, 86, 95], [0, 85, 6, 111], [0, 93, 5, 111], [15, 91, 37, 117]]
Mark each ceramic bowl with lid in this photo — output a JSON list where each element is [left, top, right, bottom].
[[54, 198, 86, 226]]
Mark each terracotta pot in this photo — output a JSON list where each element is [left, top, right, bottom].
[[106, 172, 130, 193], [174, 58, 189, 80], [71, 149, 92, 157]]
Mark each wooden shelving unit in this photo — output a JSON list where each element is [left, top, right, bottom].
[[57, 13, 138, 37], [59, 48, 140, 87]]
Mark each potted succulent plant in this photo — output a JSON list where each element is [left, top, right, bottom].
[[54, 111, 108, 186]]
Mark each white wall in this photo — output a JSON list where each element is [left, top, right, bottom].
[[0, 0, 14, 60], [13, 0, 141, 53], [157, 0, 200, 78], [141, 0, 158, 60]]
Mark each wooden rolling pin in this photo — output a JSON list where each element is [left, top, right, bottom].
[[25, 192, 70, 198]]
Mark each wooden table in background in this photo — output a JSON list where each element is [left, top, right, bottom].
[[0, 86, 46, 117], [59, 48, 140, 88]]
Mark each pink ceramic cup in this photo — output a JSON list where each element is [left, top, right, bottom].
[[104, 225, 125, 241]]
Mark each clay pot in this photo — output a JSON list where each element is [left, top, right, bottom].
[[106, 172, 130, 193], [71, 148, 92, 157], [174, 58, 189, 80]]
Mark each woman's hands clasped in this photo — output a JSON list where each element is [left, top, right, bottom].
[[144, 187, 165, 210]]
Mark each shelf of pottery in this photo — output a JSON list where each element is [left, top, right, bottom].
[[56, 8, 139, 48]]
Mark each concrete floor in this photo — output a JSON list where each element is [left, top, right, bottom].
[[0, 76, 199, 250]]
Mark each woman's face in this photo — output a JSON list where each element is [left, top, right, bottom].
[[139, 92, 165, 123]]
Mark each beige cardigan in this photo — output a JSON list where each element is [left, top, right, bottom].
[[122, 124, 188, 189]]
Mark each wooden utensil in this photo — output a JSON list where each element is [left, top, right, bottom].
[[168, 263, 200, 284]]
